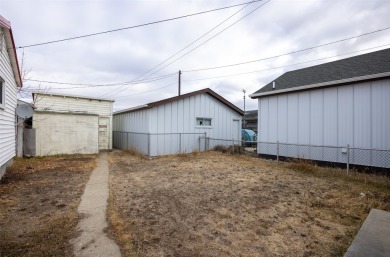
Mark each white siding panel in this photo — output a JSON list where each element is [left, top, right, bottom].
[[0, 31, 18, 168], [277, 95, 288, 156], [297, 92, 310, 158], [309, 90, 324, 160], [268, 96, 278, 143], [371, 79, 390, 149], [323, 88, 338, 162], [337, 85, 354, 163]]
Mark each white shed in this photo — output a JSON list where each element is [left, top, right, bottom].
[[250, 48, 390, 169], [32, 92, 114, 156], [0, 15, 22, 178], [113, 88, 243, 156]]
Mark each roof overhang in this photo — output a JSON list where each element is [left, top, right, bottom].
[[32, 92, 115, 102], [0, 15, 22, 88], [115, 88, 244, 116], [250, 71, 390, 99]]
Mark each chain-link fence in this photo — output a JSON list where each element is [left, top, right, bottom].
[[113, 131, 207, 157], [204, 137, 390, 173]]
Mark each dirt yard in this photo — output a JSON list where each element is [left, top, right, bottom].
[[108, 150, 390, 257], [0, 155, 96, 257]]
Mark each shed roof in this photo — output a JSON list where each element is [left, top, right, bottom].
[[0, 15, 22, 87], [250, 48, 390, 98], [114, 88, 243, 116], [32, 92, 115, 102]]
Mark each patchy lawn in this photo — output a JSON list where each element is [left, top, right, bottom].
[[108, 151, 390, 257], [0, 155, 96, 257]]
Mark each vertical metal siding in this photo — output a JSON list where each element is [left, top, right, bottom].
[[257, 78, 390, 168], [114, 93, 242, 156]]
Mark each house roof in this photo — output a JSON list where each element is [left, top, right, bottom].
[[250, 48, 390, 98], [114, 88, 244, 116], [32, 92, 115, 102], [0, 15, 22, 87], [244, 110, 257, 120]]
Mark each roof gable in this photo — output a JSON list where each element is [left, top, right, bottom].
[[0, 15, 22, 87], [115, 88, 243, 116], [251, 48, 390, 98]]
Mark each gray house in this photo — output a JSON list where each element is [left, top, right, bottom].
[[113, 88, 243, 156], [250, 48, 390, 169]]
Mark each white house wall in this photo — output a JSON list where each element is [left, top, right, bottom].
[[0, 31, 18, 178], [33, 112, 99, 156], [257, 78, 390, 168]]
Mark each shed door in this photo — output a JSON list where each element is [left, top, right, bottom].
[[232, 119, 240, 142], [99, 117, 109, 150]]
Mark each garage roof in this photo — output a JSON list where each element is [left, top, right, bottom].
[[115, 88, 243, 116], [250, 48, 390, 98]]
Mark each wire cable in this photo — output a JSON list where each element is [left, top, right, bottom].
[[101, 0, 261, 98], [182, 26, 390, 72], [23, 72, 176, 88], [106, 0, 271, 98], [182, 44, 390, 82], [16, 0, 264, 49]]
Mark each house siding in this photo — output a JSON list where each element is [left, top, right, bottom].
[[257, 78, 390, 168], [0, 30, 18, 178], [113, 93, 242, 156]]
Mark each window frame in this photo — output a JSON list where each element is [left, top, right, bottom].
[[196, 117, 212, 128]]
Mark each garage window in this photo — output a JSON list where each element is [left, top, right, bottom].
[[196, 117, 212, 127]]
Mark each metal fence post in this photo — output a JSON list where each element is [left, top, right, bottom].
[[277, 141, 279, 162], [148, 133, 150, 157], [346, 144, 350, 174], [126, 132, 129, 150], [232, 139, 235, 154], [179, 133, 182, 154]]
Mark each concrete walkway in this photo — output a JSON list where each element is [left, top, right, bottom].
[[344, 209, 390, 257], [70, 152, 121, 257]]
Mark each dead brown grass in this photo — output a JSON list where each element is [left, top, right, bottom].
[[108, 151, 390, 257], [0, 154, 96, 257]]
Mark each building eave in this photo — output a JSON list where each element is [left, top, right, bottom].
[[250, 72, 390, 99], [0, 15, 22, 88]]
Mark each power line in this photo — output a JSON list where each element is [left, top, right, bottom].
[[115, 82, 177, 98], [16, 0, 264, 49], [106, 0, 271, 98], [182, 26, 390, 72], [137, 0, 272, 83], [105, 0, 256, 94], [23, 72, 176, 89], [102, 0, 261, 98], [182, 44, 390, 82]]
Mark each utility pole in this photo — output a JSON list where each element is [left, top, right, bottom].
[[242, 89, 246, 129], [178, 70, 182, 96]]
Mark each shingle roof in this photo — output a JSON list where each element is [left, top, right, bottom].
[[251, 48, 390, 97]]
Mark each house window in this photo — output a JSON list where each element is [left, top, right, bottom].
[[0, 80, 4, 109], [196, 117, 212, 126]]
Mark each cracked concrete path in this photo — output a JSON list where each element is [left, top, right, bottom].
[[70, 152, 121, 257]]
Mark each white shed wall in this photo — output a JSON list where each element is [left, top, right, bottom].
[[33, 112, 99, 156], [34, 94, 113, 150], [113, 93, 242, 156], [257, 78, 390, 168], [0, 31, 18, 177]]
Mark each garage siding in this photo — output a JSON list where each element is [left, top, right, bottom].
[[257, 78, 390, 168]]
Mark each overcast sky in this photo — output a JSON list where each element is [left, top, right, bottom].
[[1, 0, 390, 111]]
